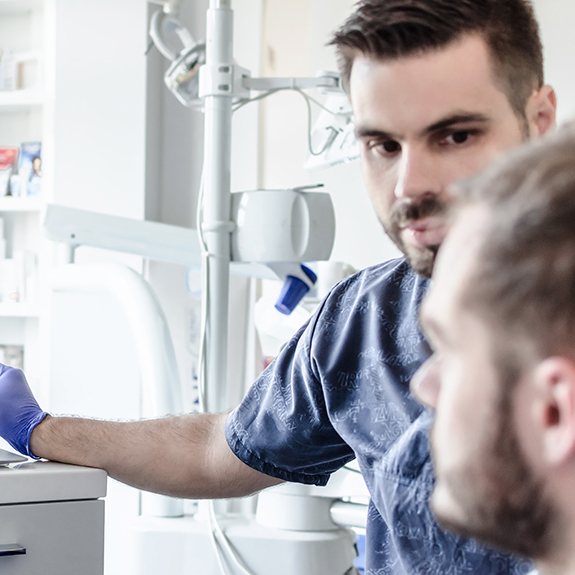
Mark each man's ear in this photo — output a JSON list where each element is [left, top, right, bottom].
[[526, 85, 557, 137], [532, 357, 575, 466]]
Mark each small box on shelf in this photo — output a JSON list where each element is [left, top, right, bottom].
[[0, 146, 17, 196], [0, 48, 41, 93], [0, 252, 38, 306], [0, 216, 37, 304], [9, 141, 42, 198], [0, 48, 17, 91]]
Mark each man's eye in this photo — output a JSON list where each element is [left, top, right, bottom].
[[381, 140, 401, 154], [451, 131, 470, 144], [368, 139, 401, 155], [439, 130, 479, 146]]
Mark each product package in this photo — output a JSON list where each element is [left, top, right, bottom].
[[16, 141, 42, 197], [0, 49, 17, 91], [0, 147, 18, 196]]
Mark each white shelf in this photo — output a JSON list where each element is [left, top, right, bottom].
[[0, 90, 43, 110], [0, 302, 39, 318], [0, 196, 43, 212], [0, 0, 40, 15]]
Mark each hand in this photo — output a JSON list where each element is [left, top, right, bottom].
[[0, 364, 48, 458]]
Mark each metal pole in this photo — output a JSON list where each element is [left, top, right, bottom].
[[202, 0, 234, 413]]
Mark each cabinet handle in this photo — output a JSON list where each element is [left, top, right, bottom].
[[0, 544, 27, 557]]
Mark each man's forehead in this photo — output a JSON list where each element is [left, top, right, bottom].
[[425, 205, 488, 321], [348, 34, 507, 135]]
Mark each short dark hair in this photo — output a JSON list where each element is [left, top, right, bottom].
[[329, 0, 544, 119], [452, 123, 575, 364]]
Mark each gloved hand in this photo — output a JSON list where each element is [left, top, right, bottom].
[[0, 364, 48, 458]]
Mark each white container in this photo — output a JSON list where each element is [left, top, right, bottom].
[[0, 258, 21, 302], [0, 50, 17, 91], [231, 189, 335, 263]]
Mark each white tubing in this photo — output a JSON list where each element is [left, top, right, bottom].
[[330, 501, 368, 530], [51, 262, 183, 517]]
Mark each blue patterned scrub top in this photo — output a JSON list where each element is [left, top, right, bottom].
[[225, 258, 532, 574]]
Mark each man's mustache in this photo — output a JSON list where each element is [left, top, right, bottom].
[[392, 195, 447, 228]]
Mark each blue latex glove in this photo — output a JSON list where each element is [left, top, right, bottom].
[[0, 364, 48, 458]]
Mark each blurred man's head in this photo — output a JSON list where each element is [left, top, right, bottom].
[[330, 0, 555, 276], [413, 124, 575, 569]]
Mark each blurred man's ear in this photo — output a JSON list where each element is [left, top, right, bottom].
[[526, 85, 557, 137], [533, 357, 575, 466]]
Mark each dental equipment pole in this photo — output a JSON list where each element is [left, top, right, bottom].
[[197, 3, 339, 413], [200, 0, 234, 414]]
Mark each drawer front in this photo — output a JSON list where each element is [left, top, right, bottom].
[[0, 499, 104, 575]]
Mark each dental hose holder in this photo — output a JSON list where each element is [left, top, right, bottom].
[[230, 187, 336, 313]]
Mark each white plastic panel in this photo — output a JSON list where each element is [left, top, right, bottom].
[[0, 499, 105, 575]]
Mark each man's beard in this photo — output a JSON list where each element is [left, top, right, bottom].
[[381, 194, 447, 277], [431, 368, 554, 559]]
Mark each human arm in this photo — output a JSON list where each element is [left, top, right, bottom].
[[31, 412, 283, 498], [0, 365, 282, 498]]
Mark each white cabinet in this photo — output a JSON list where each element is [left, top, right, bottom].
[[0, 461, 107, 575], [0, 500, 105, 575]]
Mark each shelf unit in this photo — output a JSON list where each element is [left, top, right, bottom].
[[0, 89, 43, 109], [0, 196, 42, 211], [0, 301, 38, 317], [0, 0, 47, 378], [0, 0, 40, 13]]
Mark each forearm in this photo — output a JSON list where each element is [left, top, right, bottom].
[[1, 366, 283, 498], [30, 412, 279, 498]]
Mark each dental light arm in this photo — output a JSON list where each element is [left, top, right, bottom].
[[149, 0, 191, 61], [241, 73, 340, 94], [150, 2, 346, 113], [43, 193, 333, 277], [43, 204, 202, 266], [43, 181, 335, 314]]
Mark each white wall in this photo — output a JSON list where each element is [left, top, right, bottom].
[[533, 0, 575, 123], [51, 0, 148, 217]]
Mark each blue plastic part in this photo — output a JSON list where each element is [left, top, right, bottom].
[[354, 533, 366, 573], [274, 276, 309, 315], [301, 264, 317, 284], [274, 264, 317, 315]]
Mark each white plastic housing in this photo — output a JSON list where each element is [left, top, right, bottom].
[[231, 189, 335, 263]]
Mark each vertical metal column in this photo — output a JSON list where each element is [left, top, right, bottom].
[[201, 0, 234, 413]]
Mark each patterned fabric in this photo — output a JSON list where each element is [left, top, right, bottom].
[[225, 258, 533, 574]]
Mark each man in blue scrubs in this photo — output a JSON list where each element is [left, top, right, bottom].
[[0, 1, 558, 573]]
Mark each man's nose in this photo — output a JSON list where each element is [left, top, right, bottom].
[[410, 356, 441, 409], [394, 147, 438, 201]]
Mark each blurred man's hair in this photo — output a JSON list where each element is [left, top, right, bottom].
[[453, 123, 575, 368]]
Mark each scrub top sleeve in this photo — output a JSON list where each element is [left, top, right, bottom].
[[225, 296, 355, 486]]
